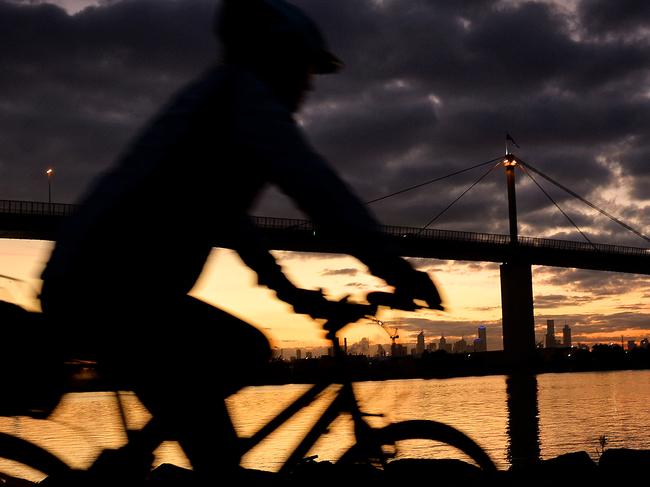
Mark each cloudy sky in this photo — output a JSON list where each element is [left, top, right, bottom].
[[1, 0, 650, 350]]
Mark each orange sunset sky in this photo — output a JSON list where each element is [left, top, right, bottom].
[[2, 237, 650, 352]]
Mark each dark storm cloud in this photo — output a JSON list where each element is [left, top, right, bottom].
[[534, 293, 599, 309], [534, 267, 650, 297], [2, 0, 649, 245], [296, 0, 650, 238], [552, 311, 650, 338], [0, 0, 216, 201], [578, 0, 650, 38]]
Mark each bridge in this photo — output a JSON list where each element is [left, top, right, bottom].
[[2, 153, 649, 365], [3, 199, 649, 274]]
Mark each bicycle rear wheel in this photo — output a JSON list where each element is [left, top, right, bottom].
[[338, 419, 497, 472], [0, 432, 71, 481]]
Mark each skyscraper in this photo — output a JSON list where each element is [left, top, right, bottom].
[[563, 323, 572, 348], [416, 331, 425, 357], [545, 319, 557, 348], [476, 325, 488, 352]]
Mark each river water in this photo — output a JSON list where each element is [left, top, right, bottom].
[[1, 370, 649, 481]]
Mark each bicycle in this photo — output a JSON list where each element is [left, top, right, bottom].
[[0, 290, 497, 485]]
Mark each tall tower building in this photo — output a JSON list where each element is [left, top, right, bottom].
[[563, 323, 572, 348], [416, 330, 425, 357], [545, 319, 557, 348], [476, 325, 488, 352], [439, 334, 447, 351]]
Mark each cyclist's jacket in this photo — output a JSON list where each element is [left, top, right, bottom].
[[41, 64, 412, 309]]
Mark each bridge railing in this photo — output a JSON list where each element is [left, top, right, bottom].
[[2, 201, 649, 258], [517, 235, 650, 256], [381, 224, 650, 257], [252, 215, 315, 231], [252, 217, 650, 258], [0, 199, 76, 217]]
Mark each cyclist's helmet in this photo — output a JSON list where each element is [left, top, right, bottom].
[[215, 0, 343, 74]]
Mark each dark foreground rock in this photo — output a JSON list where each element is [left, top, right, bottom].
[[27, 449, 650, 486]]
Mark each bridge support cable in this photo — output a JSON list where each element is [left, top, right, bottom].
[[417, 161, 503, 235], [364, 156, 503, 205], [284, 155, 503, 232], [517, 158, 650, 245], [518, 164, 597, 250]]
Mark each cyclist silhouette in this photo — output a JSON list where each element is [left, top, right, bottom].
[[40, 0, 444, 480]]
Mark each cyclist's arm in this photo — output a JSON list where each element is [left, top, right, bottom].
[[230, 216, 335, 315], [232, 72, 420, 291], [229, 216, 293, 291]]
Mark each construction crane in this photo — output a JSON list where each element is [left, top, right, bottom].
[[371, 318, 399, 346]]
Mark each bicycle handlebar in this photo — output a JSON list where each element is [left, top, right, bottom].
[[321, 291, 428, 340]]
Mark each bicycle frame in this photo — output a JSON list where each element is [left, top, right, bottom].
[[121, 322, 382, 475], [241, 368, 376, 474]]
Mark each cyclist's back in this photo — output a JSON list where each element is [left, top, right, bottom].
[[42, 64, 286, 311]]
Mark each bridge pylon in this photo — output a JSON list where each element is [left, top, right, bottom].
[[500, 153, 536, 366]]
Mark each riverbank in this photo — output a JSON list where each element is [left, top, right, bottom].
[[257, 347, 650, 384]]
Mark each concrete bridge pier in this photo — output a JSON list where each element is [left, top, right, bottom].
[[500, 261, 536, 365]]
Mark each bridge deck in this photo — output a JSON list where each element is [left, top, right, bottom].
[[2, 199, 649, 274]]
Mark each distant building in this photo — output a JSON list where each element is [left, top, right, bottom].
[[475, 326, 488, 352], [349, 337, 370, 356], [426, 342, 437, 352], [391, 343, 407, 357], [627, 340, 637, 350], [453, 337, 469, 354], [437, 336, 452, 353], [376, 344, 386, 357], [415, 331, 425, 357], [296, 349, 302, 360], [359, 337, 370, 356], [641, 338, 649, 349], [545, 320, 557, 348], [563, 323, 572, 348]]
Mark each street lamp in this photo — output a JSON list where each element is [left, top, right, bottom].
[[46, 168, 54, 204]]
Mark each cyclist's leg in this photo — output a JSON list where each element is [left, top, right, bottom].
[[127, 296, 271, 480]]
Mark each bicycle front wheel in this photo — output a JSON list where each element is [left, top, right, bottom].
[[0, 432, 71, 482], [338, 419, 497, 472]]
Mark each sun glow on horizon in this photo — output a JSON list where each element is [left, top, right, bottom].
[[1, 239, 649, 350]]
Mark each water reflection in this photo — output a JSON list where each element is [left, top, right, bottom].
[[2, 371, 650, 482], [506, 374, 541, 468]]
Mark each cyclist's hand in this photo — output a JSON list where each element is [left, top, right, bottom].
[[393, 269, 445, 311]]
